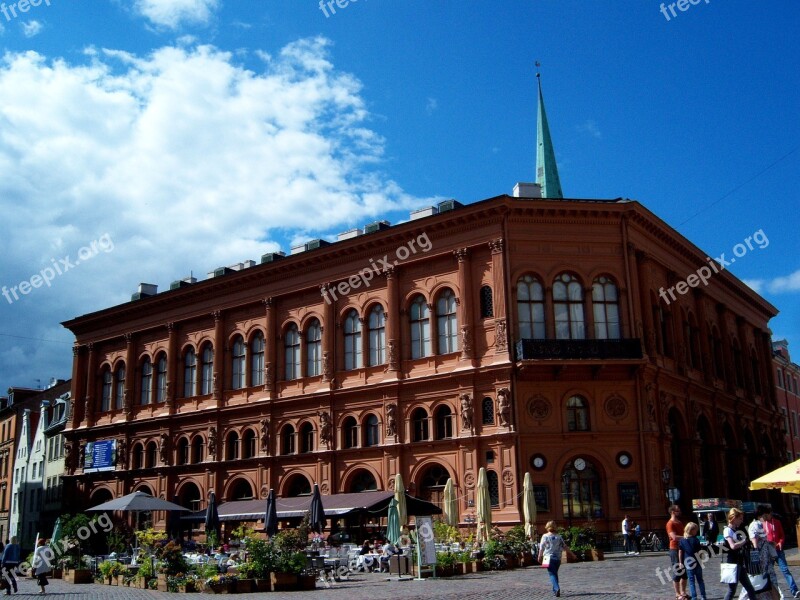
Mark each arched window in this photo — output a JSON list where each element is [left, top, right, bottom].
[[653, 302, 673, 357], [300, 423, 314, 453], [201, 345, 213, 395], [751, 351, 763, 395], [114, 365, 126, 410], [155, 355, 167, 402], [437, 289, 459, 354], [419, 464, 450, 509], [711, 327, 725, 380], [344, 310, 362, 370], [482, 397, 495, 425], [286, 475, 311, 497], [229, 480, 254, 501], [183, 348, 197, 398], [480, 285, 494, 319], [517, 275, 545, 339], [281, 425, 296, 455], [562, 459, 602, 518], [101, 369, 112, 412], [487, 470, 500, 507], [410, 295, 431, 359], [412, 408, 429, 442], [178, 482, 202, 513], [368, 305, 386, 366], [146, 442, 157, 468], [567, 396, 590, 431], [554, 273, 585, 340], [140, 359, 153, 406], [284, 324, 300, 380], [226, 431, 240, 461], [350, 471, 378, 493], [592, 276, 620, 339], [435, 405, 453, 439], [683, 313, 702, 371], [132, 444, 144, 470], [343, 416, 358, 449], [242, 429, 257, 458], [306, 319, 322, 377], [250, 332, 264, 387], [177, 438, 189, 465], [777, 368, 785, 389], [191, 435, 204, 464], [231, 335, 245, 390], [364, 414, 380, 447]]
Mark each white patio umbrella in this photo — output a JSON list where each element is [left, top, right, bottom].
[[523, 472, 537, 539], [394, 474, 407, 528], [443, 478, 459, 528], [476, 468, 492, 543]]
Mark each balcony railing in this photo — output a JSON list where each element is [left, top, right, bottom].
[[515, 338, 643, 361]]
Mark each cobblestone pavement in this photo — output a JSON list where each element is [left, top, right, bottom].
[[9, 551, 799, 599]]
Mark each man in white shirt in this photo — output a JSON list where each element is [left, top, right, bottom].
[[622, 515, 635, 555]]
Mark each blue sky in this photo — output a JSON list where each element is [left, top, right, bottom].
[[0, 0, 798, 391]]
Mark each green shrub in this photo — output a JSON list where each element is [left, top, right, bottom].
[[435, 551, 457, 569]]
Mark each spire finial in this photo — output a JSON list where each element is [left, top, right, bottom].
[[535, 64, 563, 198], [535, 61, 541, 80]]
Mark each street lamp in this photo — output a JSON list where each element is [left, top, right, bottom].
[[562, 471, 573, 528], [661, 466, 671, 486]]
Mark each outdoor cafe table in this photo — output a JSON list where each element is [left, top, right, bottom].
[[355, 553, 381, 571]]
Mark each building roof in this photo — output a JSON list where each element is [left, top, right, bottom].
[[536, 74, 563, 199]]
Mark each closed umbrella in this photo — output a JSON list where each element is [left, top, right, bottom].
[[387, 497, 401, 544], [443, 478, 458, 528], [394, 474, 407, 528], [523, 472, 537, 539], [205, 491, 221, 544], [51, 517, 63, 550], [476, 467, 492, 543], [309, 483, 326, 534], [264, 489, 278, 537]]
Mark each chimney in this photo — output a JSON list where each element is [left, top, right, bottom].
[[131, 283, 157, 301], [513, 183, 542, 198]]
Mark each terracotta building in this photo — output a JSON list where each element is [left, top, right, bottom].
[[774, 339, 800, 511], [60, 83, 785, 534]]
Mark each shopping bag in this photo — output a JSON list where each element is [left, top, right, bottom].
[[720, 562, 738, 584], [540, 555, 550, 568], [748, 573, 770, 592]]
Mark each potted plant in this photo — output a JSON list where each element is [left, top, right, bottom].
[[58, 514, 94, 584], [435, 551, 458, 577], [204, 573, 237, 594]]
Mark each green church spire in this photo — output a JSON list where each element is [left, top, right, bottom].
[[536, 72, 563, 199]]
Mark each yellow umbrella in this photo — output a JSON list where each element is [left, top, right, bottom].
[[523, 472, 537, 539], [394, 473, 408, 527], [750, 458, 800, 494], [443, 478, 458, 528], [476, 467, 492, 543]]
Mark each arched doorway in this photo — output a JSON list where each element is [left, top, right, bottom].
[[417, 464, 451, 510], [561, 458, 603, 520]]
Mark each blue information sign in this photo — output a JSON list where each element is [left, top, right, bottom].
[[84, 439, 117, 473]]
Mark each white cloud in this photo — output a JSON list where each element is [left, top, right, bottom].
[[425, 97, 438, 115], [134, 0, 220, 29], [743, 269, 800, 295], [21, 20, 43, 38], [0, 37, 436, 390], [576, 119, 602, 139]]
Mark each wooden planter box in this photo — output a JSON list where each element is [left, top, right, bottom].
[[436, 565, 456, 577], [298, 574, 316, 590], [563, 550, 580, 564], [590, 549, 604, 561], [270, 572, 297, 592], [519, 551, 535, 566], [205, 582, 233, 594], [64, 569, 93, 584], [503, 555, 518, 569], [459, 562, 474, 575], [51, 568, 63, 579], [157, 573, 169, 592], [183, 581, 200, 592], [254, 579, 271, 592], [235, 578, 254, 593]]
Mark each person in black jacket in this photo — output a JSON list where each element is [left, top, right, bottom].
[[701, 513, 720, 555]]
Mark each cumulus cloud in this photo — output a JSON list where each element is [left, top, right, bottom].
[[0, 37, 436, 389], [134, 0, 220, 29], [745, 269, 800, 295], [21, 20, 43, 38]]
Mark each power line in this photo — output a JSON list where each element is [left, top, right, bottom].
[[0, 333, 72, 345]]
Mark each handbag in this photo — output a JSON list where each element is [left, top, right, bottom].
[[748, 572, 770, 592], [720, 562, 738, 584], [541, 555, 550, 568]]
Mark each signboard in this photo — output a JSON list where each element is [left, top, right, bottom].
[[691, 498, 742, 511], [415, 516, 436, 566], [84, 439, 117, 473]]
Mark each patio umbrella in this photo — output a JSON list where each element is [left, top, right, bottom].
[[309, 483, 326, 534], [386, 497, 401, 544], [394, 474, 407, 528], [523, 472, 537, 539], [264, 489, 278, 536], [750, 458, 800, 493], [476, 467, 492, 543], [443, 478, 458, 528], [205, 491, 221, 543], [51, 517, 63, 549], [87, 491, 188, 512]]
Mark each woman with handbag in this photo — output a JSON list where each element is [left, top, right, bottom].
[[723, 508, 757, 600], [32, 538, 52, 595], [537, 521, 565, 597]]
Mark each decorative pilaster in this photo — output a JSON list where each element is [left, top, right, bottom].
[[385, 267, 401, 372], [212, 311, 224, 406], [166, 322, 178, 412], [263, 298, 276, 394], [123, 333, 135, 420]]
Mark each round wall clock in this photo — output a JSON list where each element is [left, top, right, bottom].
[[617, 452, 632, 468], [574, 457, 586, 471], [530, 454, 546, 470]]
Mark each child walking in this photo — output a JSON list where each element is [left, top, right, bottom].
[[679, 522, 707, 600], [537, 520, 566, 597]]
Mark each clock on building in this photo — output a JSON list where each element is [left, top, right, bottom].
[[617, 452, 632, 468], [530, 454, 546, 470], [573, 457, 586, 471]]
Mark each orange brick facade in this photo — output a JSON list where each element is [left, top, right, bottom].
[[62, 195, 784, 533]]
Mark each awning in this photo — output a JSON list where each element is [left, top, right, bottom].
[[181, 490, 441, 522]]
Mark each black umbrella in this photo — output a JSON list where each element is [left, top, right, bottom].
[[205, 491, 221, 543], [166, 496, 183, 540], [309, 483, 325, 534], [264, 489, 278, 537]]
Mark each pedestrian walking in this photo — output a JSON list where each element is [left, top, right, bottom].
[[765, 512, 800, 598], [679, 522, 707, 600], [537, 520, 565, 597], [622, 515, 633, 555], [33, 538, 52, 595], [634, 522, 642, 554], [667, 505, 688, 600], [0, 537, 20, 595], [723, 507, 758, 600]]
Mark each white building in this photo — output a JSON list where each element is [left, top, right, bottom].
[[9, 405, 44, 548], [42, 392, 69, 534]]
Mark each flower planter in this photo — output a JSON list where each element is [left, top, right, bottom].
[[64, 568, 93, 584], [436, 565, 456, 577], [270, 572, 297, 592], [51, 568, 63, 579], [205, 582, 230, 594], [520, 551, 535, 566], [254, 579, 271, 592], [157, 573, 169, 592], [473, 560, 484, 572], [590, 549, 604, 561], [503, 555, 518, 569], [459, 562, 474, 575], [235, 578, 254, 593], [298, 574, 316, 590], [183, 581, 200, 592]]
